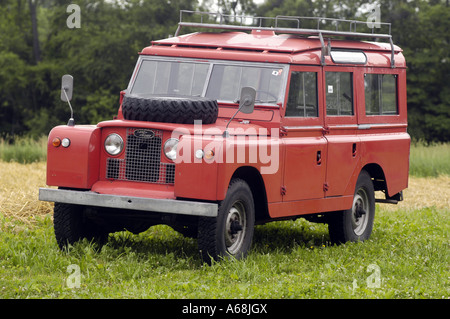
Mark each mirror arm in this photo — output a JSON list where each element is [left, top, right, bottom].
[[63, 87, 75, 126], [223, 106, 242, 138]]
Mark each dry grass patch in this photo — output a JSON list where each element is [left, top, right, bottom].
[[377, 175, 450, 212], [0, 162, 53, 223]]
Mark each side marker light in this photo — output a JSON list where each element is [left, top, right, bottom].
[[52, 138, 61, 147]]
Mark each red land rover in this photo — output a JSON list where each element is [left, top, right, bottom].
[[39, 11, 410, 262]]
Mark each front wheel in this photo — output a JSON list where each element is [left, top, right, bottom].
[[328, 170, 375, 244], [198, 179, 255, 263], [53, 203, 108, 250]]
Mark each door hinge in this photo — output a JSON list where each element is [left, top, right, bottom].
[[281, 186, 287, 196], [322, 126, 330, 135], [323, 182, 329, 192], [280, 127, 288, 137]]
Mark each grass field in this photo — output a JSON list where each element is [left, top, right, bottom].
[[0, 160, 448, 299], [0, 136, 47, 164]]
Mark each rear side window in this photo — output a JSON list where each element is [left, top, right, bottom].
[[364, 74, 398, 115], [325, 72, 353, 116], [286, 72, 318, 117]]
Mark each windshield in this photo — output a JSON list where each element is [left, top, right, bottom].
[[129, 58, 286, 105]]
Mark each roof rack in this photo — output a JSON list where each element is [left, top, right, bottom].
[[174, 10, 395, 68]]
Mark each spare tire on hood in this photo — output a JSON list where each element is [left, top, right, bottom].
[[121, 94, 219, 125]]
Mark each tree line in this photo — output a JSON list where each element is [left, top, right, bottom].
[[0, 0, 448, 142]]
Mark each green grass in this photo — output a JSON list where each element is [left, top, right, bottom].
[[1, 205, 448, 299], [0, 136, 47, 164], [409, 142, 450, 177]]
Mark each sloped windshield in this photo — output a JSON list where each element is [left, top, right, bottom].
[[205, 64, 283, 103], [130, 58, 286, 104], [131, 60, 209, 97]]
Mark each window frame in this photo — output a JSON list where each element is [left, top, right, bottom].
[[285, 71, 319, 118], [323, 66, 357, 126], [358, 69, 404, 125], [282, 65, 324, 127], [364, 73, 398, 116]]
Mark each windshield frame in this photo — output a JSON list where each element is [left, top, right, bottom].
[[126, 56, 289, 107]]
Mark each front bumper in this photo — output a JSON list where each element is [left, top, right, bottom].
[[39, 188, 218, 217]]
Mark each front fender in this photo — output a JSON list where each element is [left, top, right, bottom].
[[174, 134, 221, 201], [46, 125, 101, 189]]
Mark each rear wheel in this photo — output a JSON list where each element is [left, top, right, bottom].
[[328, 170, 375, 244], [198, 179, 255, 263], [53, 203, 108, 250]]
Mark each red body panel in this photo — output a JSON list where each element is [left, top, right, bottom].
[[46, 125, 101, 189], [360, 132, 410, 196]]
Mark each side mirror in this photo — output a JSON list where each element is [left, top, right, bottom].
[[238, 86, 256, 114], [61, 74, 73, 102], [223, 87, 256, 137], [60, 74, 75, 126]]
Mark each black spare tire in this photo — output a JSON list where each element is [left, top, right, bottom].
[[121, 95, 219, 124]]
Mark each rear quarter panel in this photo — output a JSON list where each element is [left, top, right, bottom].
[[360, 131, 410, 196]]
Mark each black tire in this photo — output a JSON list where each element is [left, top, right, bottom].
[[198, 179, 255, 263], [53, 203, 108, 250], [328, 170, 375, 244], [172, 224, 198, 239], [121, 95, 218, 124]]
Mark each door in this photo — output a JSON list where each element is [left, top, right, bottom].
[[322, 66, 361, 197], [281, 66, 327, 201]]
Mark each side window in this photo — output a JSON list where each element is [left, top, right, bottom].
[[325, 72, 353, 116], [364, 74, 398, 115], [286, 72, 318, 117]]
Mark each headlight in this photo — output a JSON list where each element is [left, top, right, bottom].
[[164, 138, 179, 161], [105, 133, 124, 156]]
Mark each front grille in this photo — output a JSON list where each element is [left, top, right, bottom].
[[105, 128, 175, 185]]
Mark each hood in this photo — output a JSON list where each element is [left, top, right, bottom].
[[97, 119, 272, 137]]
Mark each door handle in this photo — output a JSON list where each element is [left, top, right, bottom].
[[352, 143, 357, 157], [316, 150, 322, 165]]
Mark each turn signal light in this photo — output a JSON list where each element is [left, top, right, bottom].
[[52, 137, 61, 147], [204, 150, 215, 160]]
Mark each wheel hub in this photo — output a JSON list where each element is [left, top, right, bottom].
[[225, 202, 247, 255], [354, 202, 367, 221], [351, 189, 370, 236], [229, 219, 243, 235]]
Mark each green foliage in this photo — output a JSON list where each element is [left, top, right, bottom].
[[399, 2, 450, 142], [0, 0, 197, 136]]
